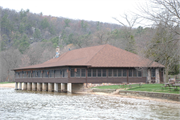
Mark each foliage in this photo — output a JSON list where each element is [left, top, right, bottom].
[[64, 19, 70, 28], [41, 18, 49, 29], [13, 35, 30, 53], [168, 64, 180, 75], [33, 28, 41, 39], [50, 36, 59, 48]]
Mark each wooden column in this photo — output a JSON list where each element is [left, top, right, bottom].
[[127, 69, 129, 84], [86, 68, 87, 87], [147, 69, 151, 83]]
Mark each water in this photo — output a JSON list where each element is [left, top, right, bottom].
[[0, 88, 180, 120]]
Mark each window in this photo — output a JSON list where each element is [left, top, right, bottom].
[[113, 69, 117, 77], [62, 69, 68, 78], [92, 69, 96, 77], [133, 69, 137, 77], [98, 69, 101, 77], [118, 69, 121, 77], [102, 69, 106, 77], [19, 71, 23, 78], [81, 69, 86, 77], [138, 71, 142, 77], [23, 71, 28, 78], [71, 69, 75, 77], [129, 69, 132, 77], [55, 70, 60, 78], [76, 68, 80, 77], [15, 72, 19, 78], [43, 70, 49, 78], [35, 70, 41, 78], [88, 69, 91, 77], [32, 71, 36, 78], [151, 69, 155, 77], [123, 69, 126, 77], [108, 69, 112, 77], [49, 70, 54, 78], [23, 71, 27, 78], [27, 71, 31, 78]]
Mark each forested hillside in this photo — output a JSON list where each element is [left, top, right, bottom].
[[0, 2, 179, 82]]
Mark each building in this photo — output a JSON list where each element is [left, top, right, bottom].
[[13, 44, 164, 92]]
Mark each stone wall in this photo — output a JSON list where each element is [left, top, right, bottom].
[[118, 91, 180, 101]]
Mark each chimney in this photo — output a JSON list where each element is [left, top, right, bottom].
[[55, 46, 60, 58]]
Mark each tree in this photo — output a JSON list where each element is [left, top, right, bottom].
[[95, 29, 112, 45], [14, 34, 30, 53], [113, 14, 138, 53], [138, 0, 180, 82], [33, 28, 41, 39], [1, 48, 21, 81], [41, 18, 49, 29], [64, 19, 70, 28], [145, 22, 179, 82]]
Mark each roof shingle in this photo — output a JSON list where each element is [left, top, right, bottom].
[[13, 44, 164, 70]]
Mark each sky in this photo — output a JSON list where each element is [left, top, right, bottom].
[[1, 0, 149, 26]]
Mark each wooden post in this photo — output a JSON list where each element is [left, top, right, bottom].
[[86, 68, 88, 87], [127, 69, 129, 84]]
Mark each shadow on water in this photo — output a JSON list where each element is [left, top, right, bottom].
[[0, 88, 180, 120]]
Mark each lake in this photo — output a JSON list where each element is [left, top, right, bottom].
[[0, 88, 179, 120]]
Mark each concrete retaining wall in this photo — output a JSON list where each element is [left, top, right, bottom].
[[118, 91, 180, 101]]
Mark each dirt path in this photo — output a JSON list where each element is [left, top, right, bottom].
[[0, 83, 15, 88]]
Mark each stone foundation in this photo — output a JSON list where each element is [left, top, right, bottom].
[[23, 83, 27, 90], [72, 83, 84, 92], [32, 83, 37, 91], [27, 83, 32, 91], [42, 83, 48, 91], [61, 83, 67, 92], [37, 83, 42, 91], [48, 83, 54, 92]]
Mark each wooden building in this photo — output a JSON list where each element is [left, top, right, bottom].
[[13, 44, 164, 92]]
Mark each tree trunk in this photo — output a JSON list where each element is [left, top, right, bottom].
[[165, 65, 169, 83], [8, 69, 9, 82]]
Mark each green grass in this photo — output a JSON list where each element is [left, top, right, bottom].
[[0, 82, 15, 84], [93, 84, 180, 94]]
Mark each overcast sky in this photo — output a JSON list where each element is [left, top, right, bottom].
[[1, 0, 149, 26]]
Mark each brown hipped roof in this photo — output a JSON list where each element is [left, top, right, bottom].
[[13, 44, 164, 70]]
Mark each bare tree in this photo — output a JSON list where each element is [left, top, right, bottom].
[[113, 14, 140, 53], [138, 0, 180, 82], [95, 29, 112, 45], [1, 48, 21, 81]]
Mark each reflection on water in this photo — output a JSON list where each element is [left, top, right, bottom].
[[0, 88, 180, 120]]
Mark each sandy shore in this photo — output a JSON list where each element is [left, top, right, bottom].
[[0, 83, 15, 88], [88, 91, 180, 104]]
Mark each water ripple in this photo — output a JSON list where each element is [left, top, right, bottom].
[[0, 88, 180, 120]]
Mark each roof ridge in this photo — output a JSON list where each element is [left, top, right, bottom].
[[86, 44, 107, 64]]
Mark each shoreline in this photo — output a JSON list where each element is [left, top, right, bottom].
[[1, 83, 179, 104], [0, 83, 15, 88], [86, 91, 180, 104]]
